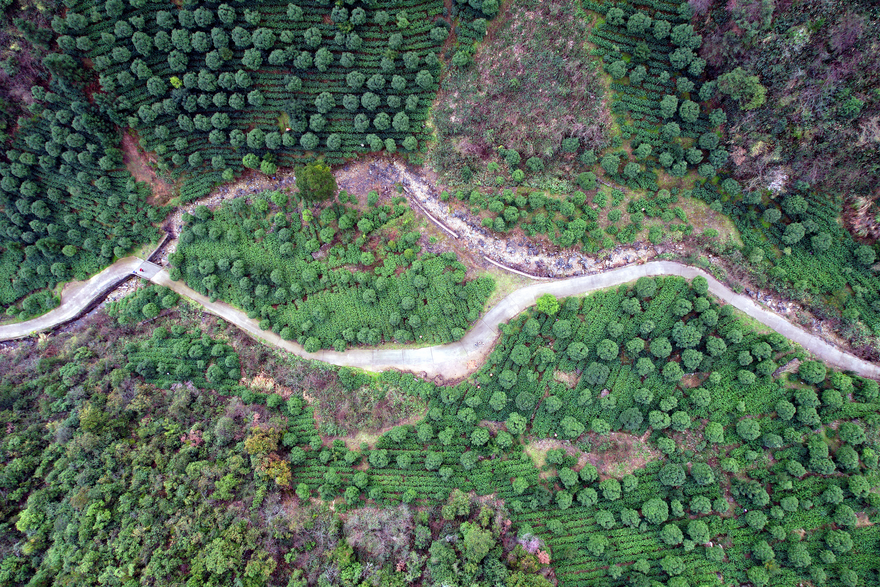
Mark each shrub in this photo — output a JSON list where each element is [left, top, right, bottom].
[[659, 463, 686, 486], [798, 361, 826, 384], [499, 370, 518, 390], [717, 67, 767, 110], [855, 245, 876, 266]]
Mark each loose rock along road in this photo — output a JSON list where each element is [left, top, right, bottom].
[[4, 258, 878, 381]]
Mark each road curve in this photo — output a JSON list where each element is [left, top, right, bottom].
[[2, 258, 878, 380], [146, 260, 880, 380], [0, 257, 142, 342]]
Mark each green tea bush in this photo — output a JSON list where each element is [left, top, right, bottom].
[[173, 191, 493, 351]]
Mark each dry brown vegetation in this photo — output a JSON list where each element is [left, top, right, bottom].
[[0, 12, 48, 144], [697, 0, 880, 240], [343, 506, 414, 567], [432, 0, 610, 178], [231, 328, 428, 438], [578, 430, 662, 478]]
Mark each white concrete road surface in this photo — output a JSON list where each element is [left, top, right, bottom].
[[3, 258, 879, 381], [0, 257, 141, 342], [148, 260, 880, 380]]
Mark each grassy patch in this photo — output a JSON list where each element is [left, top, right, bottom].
[[310, 377, 428, 438], [723, 303, 776, 336], [523, 442, 551, 470], [481, 266, 533, 309], [678, 196, 742, 246]]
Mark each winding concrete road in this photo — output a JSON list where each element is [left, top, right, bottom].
[[2, 258, 878, 380], [0, 257, 141, 342], [148, 260, 880, 380]]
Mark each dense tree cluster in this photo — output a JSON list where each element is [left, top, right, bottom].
[[2, 2, 880, 587], [36, 0, 496, 203], [0, 0, 499, 313], [586, 0, 728, 190], [0, 80, 161, 311]]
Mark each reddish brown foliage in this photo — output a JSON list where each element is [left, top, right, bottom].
[[689, 0, 716, 16]]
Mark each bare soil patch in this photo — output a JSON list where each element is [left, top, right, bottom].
[[680, 374, 704, 388], [243, 372, 298, 399], [525, 430, 661, 480], [121, 132, 175, 205], [341, 410, 428, 450], [335, 158, 399, 210], [300, 375, 429, 441], [773, 358, 801, 379], [553, 370, 579, 389], [579, 430, 662, 479]]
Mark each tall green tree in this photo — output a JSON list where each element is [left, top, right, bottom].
[[296, 162, 337, 201]]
